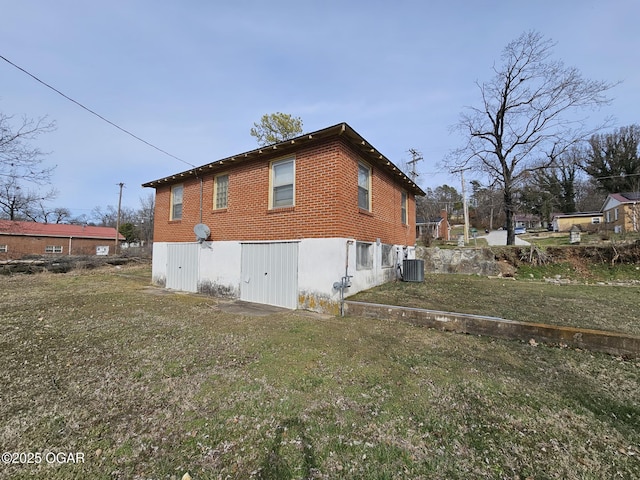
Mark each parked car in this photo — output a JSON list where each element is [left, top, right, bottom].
[[514, 226, 526, 235]]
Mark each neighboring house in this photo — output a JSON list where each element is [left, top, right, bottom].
[[514, 214, 542, 229], [0, 220, 125, 259], [142, 122, 425, 312], [416, 210, 450, 240], [602, 192, 640, 233], [551, 212, 603, 232]]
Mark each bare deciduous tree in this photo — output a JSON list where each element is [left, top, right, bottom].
[[137, 193, 155, 246], [574, 178, 606, 212], [28, 205, 71, 224], [0, 174, 57, 220], [447, 31, 615, 244], [1, 112, 56, 184], [0, 111, 57, 220]]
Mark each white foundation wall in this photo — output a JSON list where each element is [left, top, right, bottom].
[[151, 238, 415, 313], [151, 242, 168, 286], [298, 239, 416, 311], [151, 241, 242, 296], [297, 238, 349, 312], [197, 241, 242, 297]]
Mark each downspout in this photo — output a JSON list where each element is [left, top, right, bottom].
[[199, 175, 203, 224], [68, 237, 72, 255], [190, 168, 204, 227], [341, 239, 353, 316], [344, 239, 352, 286]]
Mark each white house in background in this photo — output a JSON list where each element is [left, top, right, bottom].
[[602, 192, 640, 233]]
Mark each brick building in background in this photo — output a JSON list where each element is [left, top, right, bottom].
[[143, 123, 425, 312], [416, 209, 451, 241], [0, 220, 124, 259]]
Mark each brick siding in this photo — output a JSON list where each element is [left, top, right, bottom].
[[152, 138, 416, 246], [0, 235, 116, 259]]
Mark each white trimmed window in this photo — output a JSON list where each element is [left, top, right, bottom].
[[591, 217, 600, 224], [358, 162, 371, 211], [356, 241, 373, 270], [45, 245, 63, 254], [614, 208, 619, 221], [606, 211, 611, 223], [214, 174, 229, 209], [0, 245, 7, 253], [170, 184, 183, 220], [271, 158, 295, 208], [401, 191, 408, 224]]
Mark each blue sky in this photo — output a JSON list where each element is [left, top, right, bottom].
[[1, 0, 638, 218]]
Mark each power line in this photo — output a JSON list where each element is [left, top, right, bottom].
[[595, 173, 640, 179], [0, 53, 196, 168], [406, 148, 423, 182]]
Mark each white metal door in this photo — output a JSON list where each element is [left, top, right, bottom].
[[166, 243, 199, 292], [241, 242, 299, 309]]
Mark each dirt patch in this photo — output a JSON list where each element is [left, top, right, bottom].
[[492, 243, 640, 268], [215, 300, 292, 317]]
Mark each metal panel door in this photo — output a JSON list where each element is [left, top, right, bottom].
[[166, 243, 199, 292], [240, 242, 298, 309]]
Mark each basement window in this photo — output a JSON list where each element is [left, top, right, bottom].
[[45, 245, 63, 254], [0, 245, 7, 253], [356, 241, 373, 270], [381, 244, 394, 268]]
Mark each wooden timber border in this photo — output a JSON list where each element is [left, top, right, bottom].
[[344, 301, 640, 358]]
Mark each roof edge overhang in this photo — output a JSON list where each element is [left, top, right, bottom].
[[0, 232, 125, 240], [553, 212, 603, 218], [142, 122, 426, 196]]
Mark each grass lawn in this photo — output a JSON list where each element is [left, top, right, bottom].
[[1, 265, 639, 479], [521, 231, 640, 247], [350, 272, 640, 336]]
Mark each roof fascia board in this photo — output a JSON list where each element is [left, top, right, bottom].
[[142, 122, 425, 196]]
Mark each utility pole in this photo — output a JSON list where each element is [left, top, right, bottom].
[[451, 168, 471, 244], [115, 182, 124, 254], [407, 148, 423, 182]]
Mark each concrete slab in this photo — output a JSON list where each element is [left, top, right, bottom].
[[216, 300, 334, 319], [217, 300, 292, 317]]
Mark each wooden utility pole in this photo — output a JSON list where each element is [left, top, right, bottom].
[[451, 168, 471, 244], [115, 182, 124, 254], [407, 148, 423, 182]]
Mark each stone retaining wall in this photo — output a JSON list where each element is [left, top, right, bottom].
[[417, 247, 501, 275]]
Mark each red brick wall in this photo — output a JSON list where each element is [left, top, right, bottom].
[[0, 235, 117, 260], [152, 138, 416, 246], [438, 210, 449, 240]]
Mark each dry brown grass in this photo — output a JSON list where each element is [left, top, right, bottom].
[[0, 265, 638, 479]]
